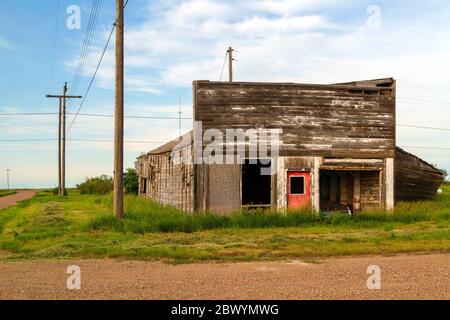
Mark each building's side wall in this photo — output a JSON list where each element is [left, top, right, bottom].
[[136, 146, 194, 212], [395, 148, 443, 201]]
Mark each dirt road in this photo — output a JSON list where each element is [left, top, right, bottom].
[[0, 253, 448, 299], [0, 190, 36, 210]]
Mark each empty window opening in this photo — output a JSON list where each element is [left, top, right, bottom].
[[242, 159, 271, 207], [290, 176, 305, 195], [141, 177, 147, 194]]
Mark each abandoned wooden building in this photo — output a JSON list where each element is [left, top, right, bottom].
[[136, 78, 443, 213]]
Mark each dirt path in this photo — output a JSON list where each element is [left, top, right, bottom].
[[0, 190, 36, 210], [0, 253, 448, 299]]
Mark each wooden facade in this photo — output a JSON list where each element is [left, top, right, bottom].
[[136, 78, 443, 214], [193, 80, 396, 158]]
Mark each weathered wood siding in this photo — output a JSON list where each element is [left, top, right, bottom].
[[395, 147, 443, 201], [193, 80, 396, 158], [136, 133, 194, 212], [360, 171, 381, 211]]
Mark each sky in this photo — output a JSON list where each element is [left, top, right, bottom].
[[0, 0, 450, 188]]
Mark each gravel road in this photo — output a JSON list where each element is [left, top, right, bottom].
[[0, 190, 36, 210], [0, 253, 448, 299]]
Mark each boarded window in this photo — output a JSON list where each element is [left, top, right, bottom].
[[290, 176, 305, 195]]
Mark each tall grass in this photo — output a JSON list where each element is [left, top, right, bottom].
[[0, 190, 16, 198], [84, 186, 450, 234]]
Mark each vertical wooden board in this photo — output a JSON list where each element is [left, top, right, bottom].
[[276, 157, 287, 210], [353, 172, 361, 212], [312, 157, 321, 212], [339, 173, 348, 205], [385, 158, 395, 210]]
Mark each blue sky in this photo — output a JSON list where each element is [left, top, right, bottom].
[[1, 0, 450, 188]]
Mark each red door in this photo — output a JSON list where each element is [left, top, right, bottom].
[[287, 171, 311, 209]]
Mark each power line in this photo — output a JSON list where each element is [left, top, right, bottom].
[[0, 112, 192, 119], [0, 138, 165, 144], [397, 124, 450, 131], [69, 112, 192, 120], [400, 146, 450, 151], [67, 0, 129, 133], [49, 0, 61, 92], [219, 50, 228, 81], [398, 97, 450, 106], [68, 0, 102, 101]]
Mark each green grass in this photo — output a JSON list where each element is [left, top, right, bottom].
[[0, 190, 16, 198], [0, 186, 449, 263]]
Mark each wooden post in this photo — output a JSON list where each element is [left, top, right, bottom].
[[61, 82, 67, 196], [339, 172, 348, 205], [353, 171, 361, 212], [46, 86, 81, 196], [385, 158, 395, 211], [312, 157, 321, 213], [6, 169, 10, 190], [227, 47, 233, 82], [58, 97, 62, 195], [114, 0, 124, 219]]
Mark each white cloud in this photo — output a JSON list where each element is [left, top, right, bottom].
[[246, 0, 348, 15], [234, 15, 331, 34], [0, 36, 14, 50]]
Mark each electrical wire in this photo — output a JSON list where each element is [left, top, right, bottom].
[[67, 0, 129, 133]]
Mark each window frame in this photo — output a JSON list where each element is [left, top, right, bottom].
[[289, 175, 305, 195]]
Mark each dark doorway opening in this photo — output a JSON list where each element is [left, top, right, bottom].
[[242, 159, 271, 208], [320, 169, 381, 213], [320, 170, 353, 213], [141, 177, 147, 194]]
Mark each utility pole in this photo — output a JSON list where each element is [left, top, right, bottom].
[[114, 0, 124, 218], [6, 169, 10, 190], [46, 83, 81, 196], [61, 82, 67, 196], [227, 46, 233, 82]]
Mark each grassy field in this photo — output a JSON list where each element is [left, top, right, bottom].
[[0, 186, 449, 263], [0, 190, 16, 198]]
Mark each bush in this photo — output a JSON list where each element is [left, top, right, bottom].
[[77, 175, 113, 195], [124, 168, 139, 195]]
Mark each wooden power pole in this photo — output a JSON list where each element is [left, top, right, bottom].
[[46, 83, 81, 196], [6, 169, 10, 190], [227, 47, 233, 82], [61, 83, 68, 196], [114, 0, 124, 218]]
